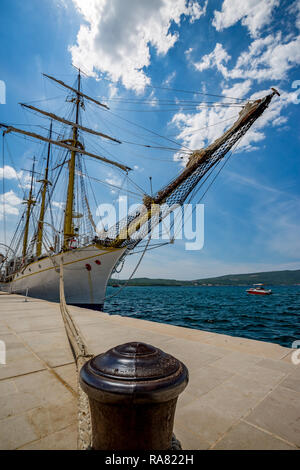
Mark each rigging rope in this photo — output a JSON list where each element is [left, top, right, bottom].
[[99, 92, 275, 250], [104, 97, 244, 105], [2, 135, 6, 246], [106, 108, 193, 152], [143, 84, 252, 102], [109, 105, 243, 112], [77, 170, 142, 199], [172, 136, 248, 240], [104, 236, 151, 301]]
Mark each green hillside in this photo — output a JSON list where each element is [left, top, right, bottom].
[[195, 270, 300, 286], [109, 270, 300, 286]]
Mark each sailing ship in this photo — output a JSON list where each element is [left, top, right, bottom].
[[0, 70, 280, 309]]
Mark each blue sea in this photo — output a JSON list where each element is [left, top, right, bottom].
[[104, 285, 299, 348]]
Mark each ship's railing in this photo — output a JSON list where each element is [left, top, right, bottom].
[[51, 233, 95, 252]]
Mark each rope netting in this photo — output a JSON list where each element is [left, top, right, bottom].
[[96, 93, 274, 250]]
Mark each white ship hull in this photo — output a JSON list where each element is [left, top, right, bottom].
[[0, 244, 126, 308]]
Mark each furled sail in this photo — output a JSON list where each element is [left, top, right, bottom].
[[98, 89, 280, 248], [0, 124, 130, 172], [20, 103, 121, 143], [43, 73, 109, 110]]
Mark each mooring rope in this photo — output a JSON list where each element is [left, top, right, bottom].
[[58, 257, 183, 451], [59, 258, 93, 450]]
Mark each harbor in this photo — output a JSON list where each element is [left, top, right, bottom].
[[1, 0, 300, 453], [0, 291, 299, 450]]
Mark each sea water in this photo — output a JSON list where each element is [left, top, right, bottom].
[[105, 285, 300, 347]]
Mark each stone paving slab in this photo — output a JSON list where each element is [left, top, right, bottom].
[[0, 292, 299, 450], [213, 421, 295, 450], [245, 386, 300, 447]]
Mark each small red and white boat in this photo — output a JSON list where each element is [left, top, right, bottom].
[[246, 284, 272, 295]]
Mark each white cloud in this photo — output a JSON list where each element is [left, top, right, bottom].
[[171, 80, 299, 159], [236, 85, 300, 151], [186, 0, 208, 23], [104, 173, 122, 194], [105, 175, 122, 187], [185, 47, 193, 59], [222, 79, 253, 99], [69, 0, 207, 92], [171, 80, 252, 160], [297, 1, 300, 30], [230, 33, 300, 82], [52, 201, 65, 210], [0, 190, 22, 219], [193, 33, 300, 83], [163, 71, 176, 86], [56, 0, 68, 8], [288, 0, 300, 31], [108, 83, 118, 98], [19, 172, 35, 190], [182, 6, 300, 156], [146, 90, 159, 108], [212, 0, 280, 37], [0, 165, 22, 180], [194, 43, 231, 75]]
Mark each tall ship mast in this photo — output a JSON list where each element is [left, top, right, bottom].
[[0, 70, 279, 309]]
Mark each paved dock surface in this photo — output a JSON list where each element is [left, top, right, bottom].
[[0, 292, 299, 450]]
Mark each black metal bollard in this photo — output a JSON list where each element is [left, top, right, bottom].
[[80, 342, 189, 450]]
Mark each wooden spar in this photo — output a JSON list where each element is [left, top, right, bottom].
[[22, 158, 36, 258], [110, 89, 279, 248], [20, 103, 121, 144], [36, 122, 52, 258], [43, 73, 109, 110], [0, 124, 131, 172], [63, 71, 80, 250], [144, 91, 277, 207]]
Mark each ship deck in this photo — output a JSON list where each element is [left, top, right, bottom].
[[0, 291, 299, 450]]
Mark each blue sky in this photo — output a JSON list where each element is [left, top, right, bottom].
[[0, 0, 300, 279]]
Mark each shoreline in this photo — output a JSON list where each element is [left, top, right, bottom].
[[108, 283, 300, 287]]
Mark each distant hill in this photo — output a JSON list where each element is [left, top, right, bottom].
[[109, 277, 188, 287], [194, 270, 300, 286], [109, 269, 300, 286]]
